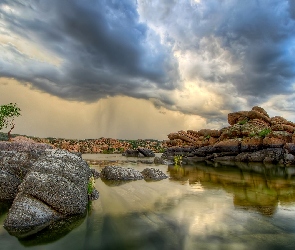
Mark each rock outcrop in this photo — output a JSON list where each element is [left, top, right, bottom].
[[0, 138, 97, 238], [163, 106, 295, 166]]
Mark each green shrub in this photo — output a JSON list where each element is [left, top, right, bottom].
[[258, 128, 271, 138], [87, 176, 95, 195], [238, 119, 248, 125], [174, 155, 183, 166]]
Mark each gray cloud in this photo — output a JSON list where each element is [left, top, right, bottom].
[[139, 0, 295, 107], [0, 0, 179, 102], [1, 0, 295, 121]]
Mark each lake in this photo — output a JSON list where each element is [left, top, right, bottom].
[[1, 153, 295, 249]]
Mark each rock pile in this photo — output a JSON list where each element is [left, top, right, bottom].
[[163, 106, 295, 165]]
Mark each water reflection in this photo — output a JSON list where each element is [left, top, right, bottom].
[[168, 162, 295, 216], [1, 157, 295, 249], [19, 213, 86, 247]]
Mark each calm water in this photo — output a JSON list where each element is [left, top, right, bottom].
[[1, 154, 295, 249]]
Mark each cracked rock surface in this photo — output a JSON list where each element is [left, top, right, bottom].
[[1, 144, 93, 238]]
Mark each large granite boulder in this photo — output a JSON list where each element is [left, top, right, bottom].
[[2, 147, 95, 238]]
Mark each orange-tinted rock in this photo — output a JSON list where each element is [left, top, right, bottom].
[[197, 129, 221, 137], [228, 111, 249, 125], [168, 133, 179, 140], [251, 106, 269, 117], [271, 124, 295, 133], [214, 139, 241, 153], [241, 137, 263, 152], [208, 137, 218, 145], [247, 110, 271, 124], [263, 137, 286, 148], [220, 125, 242, 139]]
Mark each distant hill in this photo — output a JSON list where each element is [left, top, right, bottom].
[[0, 132, 166, 153]]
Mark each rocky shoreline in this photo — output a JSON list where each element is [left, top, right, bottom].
[[162, 106, 295, 166]]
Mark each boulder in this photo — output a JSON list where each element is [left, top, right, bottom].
[[285, 143, 295, 154], [284, 153, 295, 165], [3, 148, 94, 238], [123, 149, 139, 157], [100, 166, 143, 180], [228, 111, 249, 126], [263, 131, 292, 148], [137, 148, 155, 157], [141, 168, 168, 180], [251, 106, 269, 117], [197, 129, 221, 137], [4, 194, 62, 238], [247, 110, 271, 124]]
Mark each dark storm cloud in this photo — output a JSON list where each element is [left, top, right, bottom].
[[139, 0, 295, 108], [0, 0, 179, 102], [1, 0, 295, 119]]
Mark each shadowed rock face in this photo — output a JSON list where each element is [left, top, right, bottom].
[[1, 145, 93, 239]]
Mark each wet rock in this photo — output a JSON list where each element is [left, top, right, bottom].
[[285, 143, 295, 154], [100, 166, 143, 180], [123, 149, 139, 157], [214, 139, 241, 153], [141, 168, 168, 180], [241, 137, 263, 152], [236, 148, 284, 163], [193, 146, 217, 157], [284, 153, 295, 165], [154, 156, 164, 165], [90, 168, 100, 179], [137, 148, 155, 157], [88, 189, 99, 201]]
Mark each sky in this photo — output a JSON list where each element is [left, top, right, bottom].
[[0, 0, 295, 140]]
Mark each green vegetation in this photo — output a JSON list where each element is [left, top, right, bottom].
[[0, 103, 21, 141], [87, 176, 95, 195], [258, 128, 271, 138], [205, 135, 211, 140], [238, 118, 248, 125], [174, 155, 183, 166]]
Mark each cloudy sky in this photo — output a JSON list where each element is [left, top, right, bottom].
[[0, 0, 295, 140]]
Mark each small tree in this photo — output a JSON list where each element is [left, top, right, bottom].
[[0, 103, 21, 141]]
